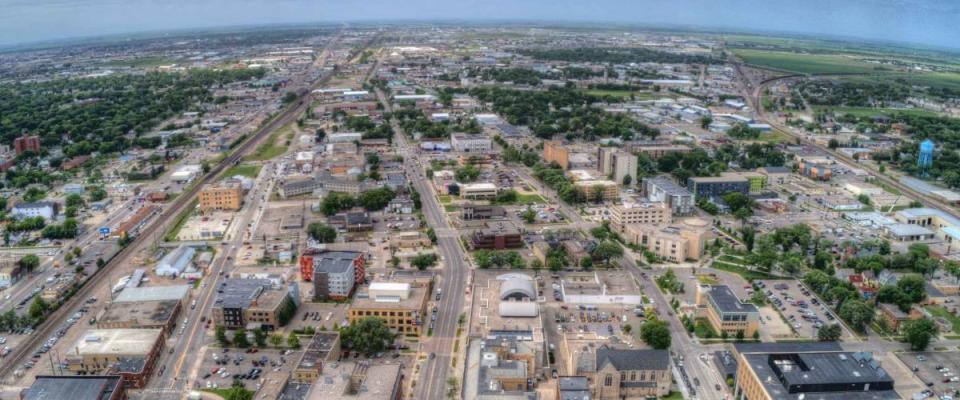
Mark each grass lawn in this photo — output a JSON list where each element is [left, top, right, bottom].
[[584, 90, 673, 100], [925, 305, 960, 334], [244, 126, 291, 161], [733, 49, 883, 75], [697, 274, 719, 285], [516, 193, 547, 205], [694, 318, 718, 339], [438, 195, 452, 204], [444, 204, 460, 212], [757, 130, 793, 144], [222, 164, 262, 178], [712, 261, 777, 281]]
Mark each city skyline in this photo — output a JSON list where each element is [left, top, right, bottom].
[[2, 0, 959, 51]]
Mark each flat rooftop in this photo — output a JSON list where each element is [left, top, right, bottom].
[[214, 278, 272, 309], [71, 328, 162, 356], [296, 332, 340, 370], [353, 282, 428, 311], [707, 285, 758, 314], [742, 351, 900, 400], [306, 362, 402, 400], [113, 284, 189, 303], [22, 375, 123, 400], [98, 300, 178, 326]]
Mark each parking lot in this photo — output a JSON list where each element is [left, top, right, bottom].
[[897, 351, 960, 398], [756, 279, 850, 340], [195, 347, 298, 391], [287, 302, 350, 332]]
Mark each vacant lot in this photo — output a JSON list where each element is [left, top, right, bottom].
[[245, 126, 292, 161], [222, 164, 262, 178]]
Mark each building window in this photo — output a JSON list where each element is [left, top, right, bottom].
[[604, 375, 613, 387]]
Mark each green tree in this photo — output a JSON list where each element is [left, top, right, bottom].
[[902, 318, 938, 351], [287, 332, 300, 348], [530, 259, 545, 270], [233, 328, 250, 348], [88, 187, 107, 202], [269, 334, 284, 347], [623, 323, 633, 334], [591, 241, 623, 267], [215, 326, 229, 346], [817, 324, 842, 341], [622, 174, 633, 186], [28, 296, 48, 319], [521, 207, 536, 224], [65, 194, 85, 208], [254, 328, 267, 347], [340, 317, 396, 356], [897, 274, 927, 304], [838, 299, 874, 332], [224, 380, 253, 400], [410, 253, 438, 270], [18, 254, 40, 273], [307, 223, 337, 243], [640, 319, 671, 349]]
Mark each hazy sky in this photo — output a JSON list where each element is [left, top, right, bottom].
[[2, 0, 958, 50]]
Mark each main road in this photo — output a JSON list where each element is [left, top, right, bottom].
[[373, 87, 469, 400]]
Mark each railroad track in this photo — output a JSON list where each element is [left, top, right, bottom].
[[730, 57, 960, 223], [0, 36, 339, 381]]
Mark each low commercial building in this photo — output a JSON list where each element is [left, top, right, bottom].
[[21, 375, 126, 400], [559, 272, 642, 305], [451, 133, 492, 153], [96, 299, 181, 336], [328, 210, 373, 232], [643, 175, 694, 215], [390, 231, 432, 250], [462, 204, 506, 220], [112, 205, 160, 239], [609, 202, 671, 230], [577, 347, 670, 400], [211, 279, 296, 331], [620, 218, 710, 262], [292, 332, 340, 384], [305, 361, 403, 400], [734, 347, 898, 400], [349, 280, 431, 336], [472, 221, 523, 250], [12, 201, 58, 220], [199, 181, 244, 212], [696, 285, 759, 338], [280, 176, 320, 198], [556, 376, 592, 400], [64, 329, 164, 389], [544, 140, 570, 170], [877, 303, 923, 333], [0, 262, 24, 289], [461, 183, 499, 200], [113, 285, 190, 305], [465, 338, 536, 400], [799, 160, 833, 181], [154, 245, 195, 277], [318, 173, 369, 195], [687, 173, 750, 199], [573, 180, 618, 201]]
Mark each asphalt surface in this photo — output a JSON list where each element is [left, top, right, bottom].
[[374, 87, 469, 400]]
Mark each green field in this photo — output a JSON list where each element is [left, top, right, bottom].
[[516, 193, 547, 205], [925, 305, 960, 334], [733, 49, 883, 75], [815, 106, 939, 118], [163, 199, 197, 242], [100, 56, 181, 68], [244, 126, 291, 161], [222, 164, 262, 178], [711, 260, 778, 281], [757, 130, 794, 143]]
